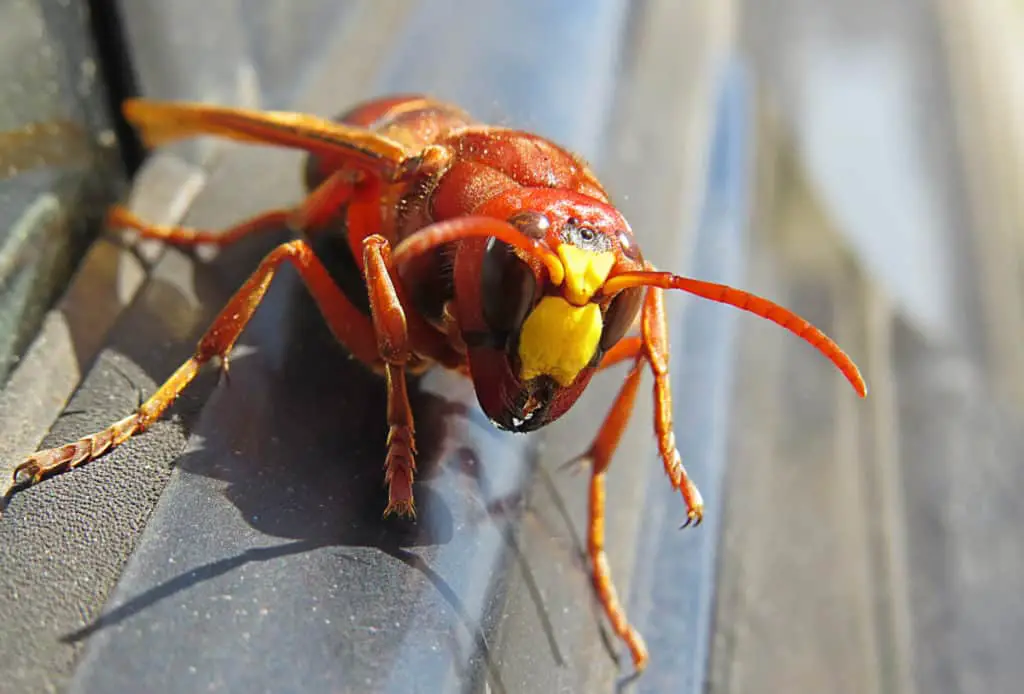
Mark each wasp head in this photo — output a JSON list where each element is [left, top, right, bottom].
[[458, 190, 646, 432]]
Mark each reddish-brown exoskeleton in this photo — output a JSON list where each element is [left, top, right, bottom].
[[10, 95, 866, 671]]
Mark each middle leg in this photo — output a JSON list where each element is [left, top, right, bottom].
[[107, 206, 292, 248]]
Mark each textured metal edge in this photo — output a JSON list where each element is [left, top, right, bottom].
[[0, 154, 205, 486]]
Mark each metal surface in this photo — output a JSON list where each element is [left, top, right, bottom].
[[0, 1, 734, 692], [0, 0, 124, 384]]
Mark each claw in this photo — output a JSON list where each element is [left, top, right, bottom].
[[12, 449, 66, 486], [12, 459, 42, 486], [679, 504, 704, 529], [383, 498, 417, 519], [678, 478, 704, 529]]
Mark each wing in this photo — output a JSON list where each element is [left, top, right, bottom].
[[122, 99, 413, 179]]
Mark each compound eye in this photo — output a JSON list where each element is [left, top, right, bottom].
[[508, 210, 551, 240], [481, 237, 537, 338], [599, 286, 644, 351]]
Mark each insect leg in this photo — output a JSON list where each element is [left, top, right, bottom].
[[107, 206, 292, 248], [11, 239, 379, 489], [641, 286, 704, 526], [598, 335, 643, 370], [577, 356, 650, 670], [338, 176, 461, 372], [107, 168, 363, 250], [361, 235, 419, 518]]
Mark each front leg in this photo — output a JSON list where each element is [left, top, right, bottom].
[[362, 235, 418, 518], [564, 296, 702, 671], [642, 285, 704, 526], [575, 356, 650, 671]]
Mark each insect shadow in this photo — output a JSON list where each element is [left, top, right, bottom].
[[169, 260, 464, 543], [56, 254, 542, 694]]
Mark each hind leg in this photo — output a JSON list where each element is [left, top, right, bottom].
[[12, 239, 379, 490], [107, 206, 293, 248]]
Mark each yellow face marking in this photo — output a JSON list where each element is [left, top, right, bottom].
[[556, 245, 616, 305], [518, 295, 602, 387]]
